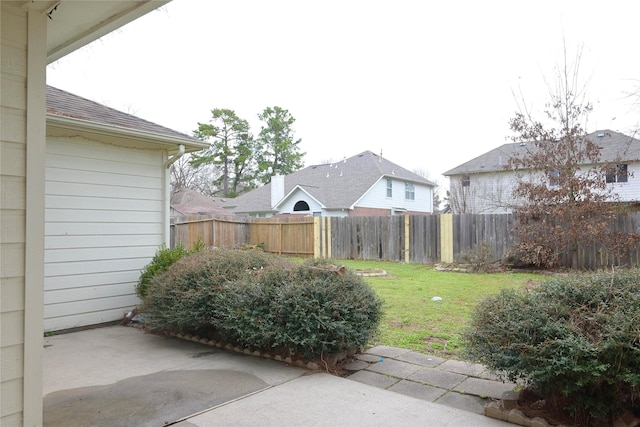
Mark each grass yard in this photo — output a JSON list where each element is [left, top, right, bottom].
[[338, 260, 541, 360]]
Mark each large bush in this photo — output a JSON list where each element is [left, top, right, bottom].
[[136, 243, 204, 298], [464, 270, 640, 425], [143, 250, 383, 359]]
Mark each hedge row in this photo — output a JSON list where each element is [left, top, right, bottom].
[[142, 248, 383, 359]]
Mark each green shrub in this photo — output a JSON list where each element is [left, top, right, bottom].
[[143, 251, 383, 359], [136, 242, 204, 298], [463, 270, 640, 425], [143, 248, 283, 332]]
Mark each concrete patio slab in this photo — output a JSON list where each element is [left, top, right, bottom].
[[43, 326, 513, 427], [408, 367, 467, 389], [347, 370, 400, 389], [388, 379, 447, 401], [454, 377, 518, 399], [365, 358, 423, 378], [365, 345, 412, 358], [178, 373, 510, 427]]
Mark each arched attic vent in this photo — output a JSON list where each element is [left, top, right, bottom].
[[294, 201, 310, 211]]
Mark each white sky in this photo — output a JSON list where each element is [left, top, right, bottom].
[[47, 0, 640, 187]]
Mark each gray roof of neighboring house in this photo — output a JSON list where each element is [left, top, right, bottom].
[[224, 150, 436, 214], [46, 85, 198, 142], [170, 188, 234, 217], [443, 130, 640, 176]]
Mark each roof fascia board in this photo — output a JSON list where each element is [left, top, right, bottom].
[[382, 173, 437, 187], [47, 113, 207, 152]]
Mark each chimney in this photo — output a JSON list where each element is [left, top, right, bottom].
[[271, 173, 285, 208]]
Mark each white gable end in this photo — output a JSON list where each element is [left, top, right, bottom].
[[276, 187, 324, 214]]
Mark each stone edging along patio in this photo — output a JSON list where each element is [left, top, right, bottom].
[[162, 329, 347, 371]]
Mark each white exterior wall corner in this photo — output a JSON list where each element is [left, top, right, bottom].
[[0, 4, 46, 426]]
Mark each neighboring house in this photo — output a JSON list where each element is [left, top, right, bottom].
[[2, 3, 173, 423], [170, 187, 234, 218], [223, 151, 436, 217], [44, 86, 206, 332], [443, 130, 640, 214]]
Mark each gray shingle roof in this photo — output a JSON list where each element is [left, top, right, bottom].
[[224, 150, 435, 213], [170, 188, 234, 217], [443, 130, 640, 176], [46, 85, 197, 142]]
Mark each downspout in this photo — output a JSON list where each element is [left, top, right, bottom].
[[164, 144, 185, 248], [165, 144, 185, 168]]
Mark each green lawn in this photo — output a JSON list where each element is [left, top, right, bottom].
[[338, 260, 541, 359]]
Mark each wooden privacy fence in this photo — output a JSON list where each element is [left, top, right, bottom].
[[319, 215, 440, 263], [170, 212, 640, 268], [171, 215, 250, 250], [251, 216, 315, 256]]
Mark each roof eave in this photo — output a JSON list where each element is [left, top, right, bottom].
[[47, 113, 207, 153], [383, 173, 437, 187]]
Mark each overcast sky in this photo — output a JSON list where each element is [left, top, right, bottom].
[[47, 0, 640, 187]]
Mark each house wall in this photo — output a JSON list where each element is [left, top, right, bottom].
[[1, 7, 27, 425], [44, 137, 166, 331], [448, 171, 516, 214], [610, 162, 640, 202], [356, 177, 433, 213], [1, 4, 46, 425], [350, 207, 392, 216], [449, 163, 640, 214], [323, 210, 350, 217]]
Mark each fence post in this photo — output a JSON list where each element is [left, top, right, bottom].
[[313, 216, 321, 258], [327, 217, 332, 259], [321, 217, 328, 258], [440, 213, 454, 263], [404, 215, 410, 263]]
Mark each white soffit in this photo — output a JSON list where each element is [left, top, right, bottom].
[[45, 0, 170, 64]]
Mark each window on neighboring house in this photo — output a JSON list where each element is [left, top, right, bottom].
[[386, 178, 393, 197], [293, 200, 310, 211], [462, 174, 470, 187], [548, 169, 559, 187], [405, 182, 415, 200], [606, 164, 628, 183]]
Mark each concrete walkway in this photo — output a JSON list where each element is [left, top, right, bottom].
[[345, 345, 518, 415], [43, 326, 512, 426]]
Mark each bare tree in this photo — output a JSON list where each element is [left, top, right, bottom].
[[170, 154, 218, 197], [507, 45, 638, 269], [448, 174, 476, 214]]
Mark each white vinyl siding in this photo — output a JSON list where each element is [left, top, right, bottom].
[[609, 163, 640, 201], [1, 5, 28, 424], [357, 177, 433, 213], [44, 137, 165, 331]]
